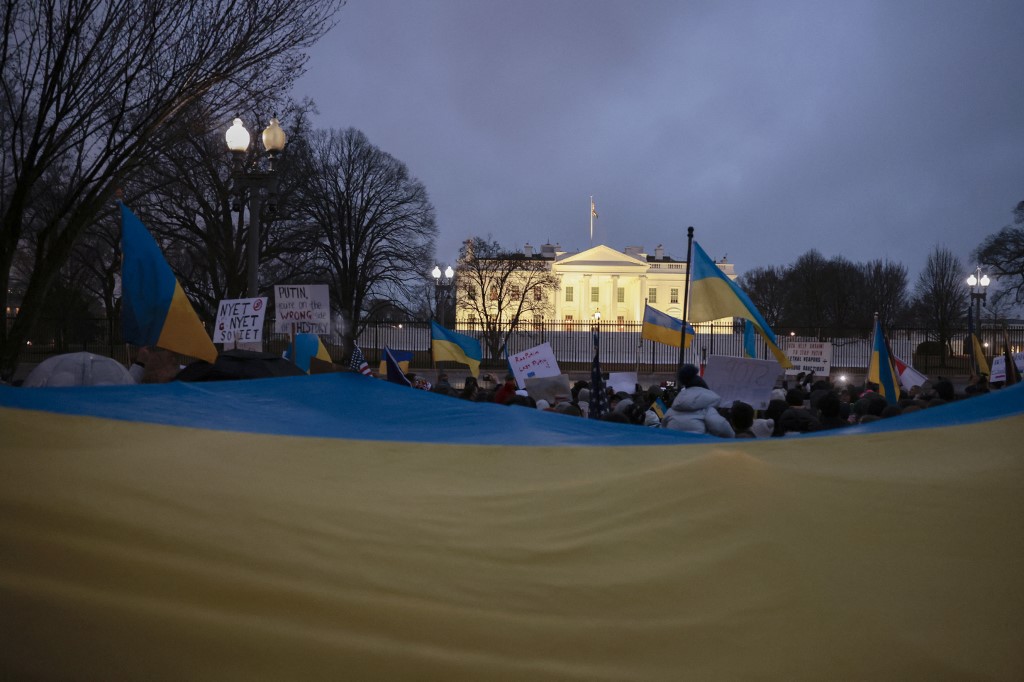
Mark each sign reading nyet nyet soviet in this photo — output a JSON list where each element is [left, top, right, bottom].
[[274, 284, 331, 334], [213, 297, 267, 344], [785, 341, 832, 376]]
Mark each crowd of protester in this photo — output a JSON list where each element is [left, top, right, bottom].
[[415, 364, 1005, 438]]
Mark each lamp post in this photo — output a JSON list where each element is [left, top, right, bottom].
[[966, 265, 990, 347], [226, 116, 287, 298], [431, 264, 455, 325]]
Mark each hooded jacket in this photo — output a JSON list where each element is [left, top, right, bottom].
[[661, 386, 735, 437]]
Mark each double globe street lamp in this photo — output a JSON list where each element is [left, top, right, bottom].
[[967, 265, 991, 352], [431, 264, 455, 326], [226, 116, 287, 297]]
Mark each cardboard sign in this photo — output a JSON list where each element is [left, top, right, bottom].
[[785, 341, 832, 376], [510, 342, 560, 388], [274, 284, 330, 334], [213, 297, 267, 344], [702, 355, 783, 410]]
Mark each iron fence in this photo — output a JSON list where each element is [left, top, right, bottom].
[[8, 315, 1023, 377]]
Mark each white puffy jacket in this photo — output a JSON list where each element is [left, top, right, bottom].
[[661, 386, 735, 438]]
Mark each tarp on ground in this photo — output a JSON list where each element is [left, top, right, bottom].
[[1, 375, 1023, 680]]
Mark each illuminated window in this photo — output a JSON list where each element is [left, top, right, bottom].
[[670, 288, 679, 303], [565, 286, 574, 302], [648, 288, 657, 303], [591, 287, 599, 302], [617, 287, 625, 303]]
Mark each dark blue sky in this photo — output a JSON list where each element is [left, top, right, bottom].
[[294, 0, 1024, 282]]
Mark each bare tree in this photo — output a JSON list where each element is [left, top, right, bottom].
[[455, 237, 559, 362], [858, 258, 909, 329], [738, 264, 790, 329], [0, 0, 344, 379], [975, 201, 1024, 305], [912, 246, 967, 364], [292, 128, 437, 359]]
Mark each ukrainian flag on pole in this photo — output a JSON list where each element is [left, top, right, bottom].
[[430, 320, 482, 377], [120, 204, 217, 363], [641, 304, 694, 348], [687, 241, 791, 368], [867, 316, 901, 404]]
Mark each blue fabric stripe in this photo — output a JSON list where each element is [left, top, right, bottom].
[[120, 204, 175, 346], [3, 374, 1022, 446]]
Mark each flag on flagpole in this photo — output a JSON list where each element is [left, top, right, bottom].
[[867, 317, 901, 404], [591, 197, 598, 220], [378, 349, 413, 376], [284, 333, 332, 373], [349, 344, 373, 376], [967, 307, 990, 378], [119, 203, 217, 363], [892, 354, 929, 390], [743, 320, 757, 359], [430, 320, 482, 376], [589, 331, 609, 420], [687, 241, 791, 368], [384, 347, 412, 386], [640, 303, 694, 348], [650, 396, 668, 420]]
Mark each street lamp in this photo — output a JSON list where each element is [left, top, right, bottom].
[[226, 116, 287, 298], [431, 264, 455, 325], [966, 265, 990, 343]]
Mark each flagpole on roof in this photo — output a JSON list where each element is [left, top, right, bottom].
[[589, 196, 596, 247], [678, 226, 695, 373]]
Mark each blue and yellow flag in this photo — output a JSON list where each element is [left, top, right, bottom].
[[967, 308, 990, 378], [384, 347, 413, 386], [641, 304, 694, 348], [430, 320, 482, 377], [378, 348, 413, 376], [867, 317, 901, 404], [743, 320, 757, 359], [285, 333, 332, 373], [687, 241, 791, 368], [120, 204, 217, 363]]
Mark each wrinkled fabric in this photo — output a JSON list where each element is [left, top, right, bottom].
[[1, 377, 1023, 680]]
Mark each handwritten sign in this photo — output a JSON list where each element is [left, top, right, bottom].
[[702, 355, 783, 410], [785, 341, 832, 376], [274, 284, 330, 334], [213, 297, 267, 344], [510, 342, 560, 388]]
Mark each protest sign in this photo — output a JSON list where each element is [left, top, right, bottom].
[[213, 297, 267, 344], [990, 352, 1024, 383], [608, 371, 638, 395], [510, 342, 560, 388], [274, 284, 330, 334], [785, 341, 832, 376], [703, 355, 782, 410]]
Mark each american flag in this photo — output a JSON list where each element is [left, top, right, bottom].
[[350, 344, 372, 376], [589, 331, 609, 419]]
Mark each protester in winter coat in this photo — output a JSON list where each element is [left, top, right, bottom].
[[661, 385, 735, 437]]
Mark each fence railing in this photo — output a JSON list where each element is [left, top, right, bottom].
[[8, 315, 1023, 377]]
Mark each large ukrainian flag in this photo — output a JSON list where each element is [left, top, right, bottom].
[[285, 333, 332, 373], [120, 204, 217, 363], [1, 376, 1022, 678], [688, 241, 791, 368], [641, 303, 694, 348], [430, 320, 482, 376]]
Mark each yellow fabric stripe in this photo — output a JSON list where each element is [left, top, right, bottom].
[[2, 407, 1022, 679], [156, 282, 217, 363], [641, 323, 682, 348]]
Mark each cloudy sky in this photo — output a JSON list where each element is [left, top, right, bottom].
[[293, 0, 1024, 282]]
